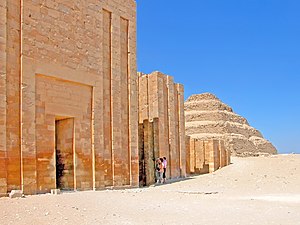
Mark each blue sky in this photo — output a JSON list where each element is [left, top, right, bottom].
[[136, 0, 300, 154]]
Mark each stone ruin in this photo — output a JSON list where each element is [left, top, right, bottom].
[[185, 93, 277, 157], [138, 72, 186, 186], [138, 73, 233, 184], [0, 0, 234, 197]]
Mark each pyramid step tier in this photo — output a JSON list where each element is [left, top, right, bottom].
[[184, 100, 233, 112], [185, 110, 249, 125], [186, 121, 262, 138]]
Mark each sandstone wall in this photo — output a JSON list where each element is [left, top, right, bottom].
[[1, 0, 138, 196], [6, 0, 22, 194], [185, 93, 277, 156], [138, 72, 186, 179], [0, 0, 7, 197]]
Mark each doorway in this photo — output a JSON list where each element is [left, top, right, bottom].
[[138, 120, 159, 187], [55, 117, 75, 190]]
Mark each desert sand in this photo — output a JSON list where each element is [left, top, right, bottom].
[[1, 154, 299, 225]]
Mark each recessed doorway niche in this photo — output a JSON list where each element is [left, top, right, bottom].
[[55, 117, 75, 190]]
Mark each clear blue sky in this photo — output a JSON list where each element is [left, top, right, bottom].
[[136, 0, 300, 154]]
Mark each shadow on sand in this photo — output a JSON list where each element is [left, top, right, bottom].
[[150, 176, 196, 187]]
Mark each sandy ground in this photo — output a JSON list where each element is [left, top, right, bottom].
[[1, 154, 300, 225]]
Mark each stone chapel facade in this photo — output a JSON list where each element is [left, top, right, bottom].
[[0, 0, 138, 196]]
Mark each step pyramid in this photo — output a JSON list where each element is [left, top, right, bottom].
[[185, 93, 277, 156]]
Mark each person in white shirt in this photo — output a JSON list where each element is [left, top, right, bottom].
[[155, 158, 163, 184]]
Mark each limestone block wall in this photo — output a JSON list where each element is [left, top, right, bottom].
[[0, 0, 138, 196], [207, 140, 220, 173], [177, 84, 186, 178], [186, 137, 230, 175], [138, 72, 186, 179], [0, 0, 7, 197], [5, 0, 22, 195], [185, 136, 194, 174]]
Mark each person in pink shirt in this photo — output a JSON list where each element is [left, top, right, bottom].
[[163, 157, 167, 183]]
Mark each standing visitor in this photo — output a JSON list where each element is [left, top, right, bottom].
[[163, 157, 167, 183], [155, 158, 162, 184], [159, 158, 164, 183]]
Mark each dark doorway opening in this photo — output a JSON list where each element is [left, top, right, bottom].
[[55, 148, 64, 189], [138, 119, 160, 187], [55, 117, 75, 190]]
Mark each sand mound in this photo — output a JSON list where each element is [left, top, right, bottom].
[[185, 93, 277, 156]]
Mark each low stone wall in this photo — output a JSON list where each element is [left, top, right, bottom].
[[185, 137, 231, 175]]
